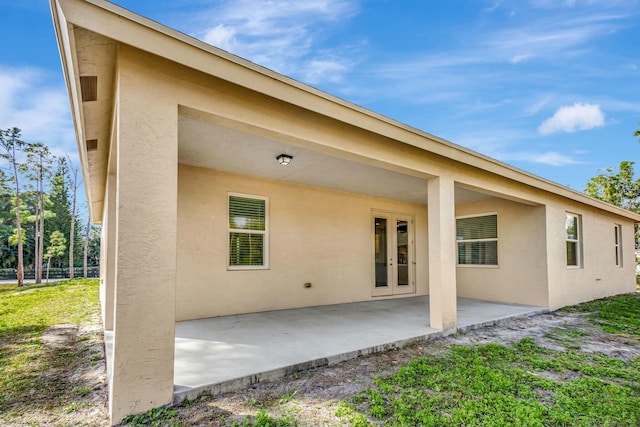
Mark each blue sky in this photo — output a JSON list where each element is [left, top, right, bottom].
[[2, 0, 639, 191]]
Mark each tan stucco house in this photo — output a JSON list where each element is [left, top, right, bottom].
[[51, 0, 640, 424]]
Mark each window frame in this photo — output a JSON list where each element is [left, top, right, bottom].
[[614, 224, 622, 268], [565, 212, 582, 268], [455, 212, 499, 267], [227, 192, 269, 270]]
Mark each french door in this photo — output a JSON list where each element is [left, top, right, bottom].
[[372, 211, 415, 297]]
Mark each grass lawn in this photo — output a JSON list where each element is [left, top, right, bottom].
[[0, 283, 17, 291], [334, 294, 640, 427], [0, 279, 104, 425]]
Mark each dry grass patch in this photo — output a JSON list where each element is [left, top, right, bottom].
[[0, 279, 108, 426]]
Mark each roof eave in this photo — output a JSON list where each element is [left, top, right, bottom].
[[52, 0, 640, 223]]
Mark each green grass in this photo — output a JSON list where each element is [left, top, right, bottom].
[[339, 293, 640, 427], [122, 407, 180, 427], [0, 279, 100, 418], [122, 406, 299, 427], [346, 341, 640, 426], [228, 410, 299, 427], [566, 292, 640, 337], [0, 283, 17, 291]]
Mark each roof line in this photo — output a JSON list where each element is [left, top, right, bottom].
[[61, 0, 640, 222]]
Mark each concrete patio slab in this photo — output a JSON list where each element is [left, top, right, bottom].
[[171, 296, 548, 402]]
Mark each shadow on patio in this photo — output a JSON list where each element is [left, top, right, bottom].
[[171, 296, 548, 402]]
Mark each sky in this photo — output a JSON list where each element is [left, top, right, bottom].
[[1, 0, 640, 192]]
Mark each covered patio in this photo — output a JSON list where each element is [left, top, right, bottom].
[[166, 296, 548, 402]]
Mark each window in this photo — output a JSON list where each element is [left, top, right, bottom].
[[228, 194, 268, 269], [456, 214, 498, 266], [565, 213, 581, 267], [614, 224, 622, 267]]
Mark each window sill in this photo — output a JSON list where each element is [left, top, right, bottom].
[[227, 266, 270, 271], [457, 264, 499, 269]]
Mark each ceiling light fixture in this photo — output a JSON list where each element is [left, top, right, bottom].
[[276, 154, 293, 165]]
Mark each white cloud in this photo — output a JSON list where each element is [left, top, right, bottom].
[[594, 98, 640, 113], [510, 54, 531, 64], [196, 0, 359, 83], [529, 151, 583, 166], [483, 147, 584, 166], [451, 129, 583, 166], [301, 59, 349, 84], [203, 24, 238, 52], [365, 6, 631, 106], [482, 146, 583, 166], [0, 66, 75, 156], [485, 13, 625, 63], [524, 94, 554, 116], [538, 103, 605, 134], [495, 149, 583, 166], [483, 1, 501, 13]]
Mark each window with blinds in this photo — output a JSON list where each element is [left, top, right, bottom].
[[228, 194, 268, 269], [565, 213, 581, 267], [456, 214, 498, 266]]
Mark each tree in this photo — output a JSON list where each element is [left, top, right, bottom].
[[0, 134, 95, 277], [24, 143, 53, 284], [584, 161, 640, 213], [0, 171, 16, 268], [49, 157, 81, 276], [83, 216, 91, 278], [85, 224, 101, 273], [0, 128, 26, 286], [45, 230, 66, 282], [67, 156, 80, 278], [584, 160, 640, 251]]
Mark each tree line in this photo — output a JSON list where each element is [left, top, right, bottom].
[[0, 127, 99, 286]]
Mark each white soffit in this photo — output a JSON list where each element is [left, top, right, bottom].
[[178, 115, 491, 205]]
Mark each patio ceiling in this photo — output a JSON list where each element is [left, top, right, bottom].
[[178, 114, 492, 205]]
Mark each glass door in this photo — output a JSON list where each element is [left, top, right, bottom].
[[374, 217, 390, 288], [372, 212, 415, 297], [396, 219, 409, 287]]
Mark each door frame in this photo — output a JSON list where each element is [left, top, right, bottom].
[[371, 210, 416, 297]]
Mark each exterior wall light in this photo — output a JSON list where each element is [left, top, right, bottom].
[[277, 154, 293, 165]]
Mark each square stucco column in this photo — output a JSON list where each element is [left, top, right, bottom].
[[427, 176, 457, 330], [108, 72, 178, 424]]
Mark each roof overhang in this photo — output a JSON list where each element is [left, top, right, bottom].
[[50, 0, 640, 224]]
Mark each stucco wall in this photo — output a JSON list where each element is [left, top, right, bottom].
[[455, 197, 549, 307], [176, 164, 429, 321], [545, 198, 637, 309]]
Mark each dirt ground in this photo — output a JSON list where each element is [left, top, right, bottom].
[[11, 308, 639, 427]]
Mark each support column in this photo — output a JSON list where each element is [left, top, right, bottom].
[[99, 201, 108, 325], [108, 69, 178, 424], [100, 170, 116, 331], [428, 175, 457, 330]]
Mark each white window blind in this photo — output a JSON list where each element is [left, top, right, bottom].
[[228, 195, 268, 268], [456, 214, 498, 265]]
